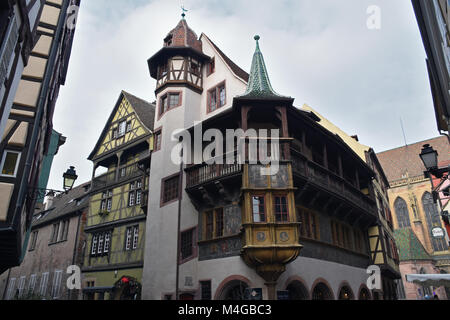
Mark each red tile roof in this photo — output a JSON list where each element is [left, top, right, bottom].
[[377, 136, 450, 183]]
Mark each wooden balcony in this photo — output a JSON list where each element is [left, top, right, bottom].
[[92, 162, 144, 191], [291, 149, 376, 218], [186, 163, 243, 189]]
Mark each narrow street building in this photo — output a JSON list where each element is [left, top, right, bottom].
[[142, 18, 381, 300], [81, 91, 155, 300], [301, 105, 402, 300], [1, 0, 45, 143], [377, 136, 450, 299], [0, 182, 90, 300], [0, 0, 81, 272]]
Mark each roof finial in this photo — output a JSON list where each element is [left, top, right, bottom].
[[181, 5, 188, 19]]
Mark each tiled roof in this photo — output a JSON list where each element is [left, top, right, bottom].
[[122, 91, 156, 131], [394, 228, 432, 261], [32, 182, 91, 228], [376, 136, 450, 183], [238, 35, 290, 100]]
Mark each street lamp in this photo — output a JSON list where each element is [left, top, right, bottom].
[[27, 166, 78, 200], [420, 144, 438, 173], [419, 144, 450, 244], [63, 166, 78, 192], [419, 144, 448, 179]]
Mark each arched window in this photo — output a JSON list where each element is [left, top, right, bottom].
[[394, 197, 411, 228], [312, 282, 333, 300], [218, 280, 249, 300], [422, 192, 448, 252], [359, 287, 371, 300], [286, 280, 310, 300], [338, 286, 354, 300]]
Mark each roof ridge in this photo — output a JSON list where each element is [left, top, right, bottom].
[[122, 90, 154, 106], [377, 136, 446, 154]]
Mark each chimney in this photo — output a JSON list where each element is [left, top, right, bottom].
[[351, 135, 359, 142], [44, 191, 55, 210]]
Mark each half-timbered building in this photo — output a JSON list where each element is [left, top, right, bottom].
[[142, 17, 381, 300], [81, 91, 155, 300], [300, 105, 402, 300], [0, 0, 80, 272]]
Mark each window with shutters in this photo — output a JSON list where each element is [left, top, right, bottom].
[[52, 271, 63, 299], [39, 273, 49, 297]]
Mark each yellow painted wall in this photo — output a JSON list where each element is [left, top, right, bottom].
[[95, 97, 149, 158]]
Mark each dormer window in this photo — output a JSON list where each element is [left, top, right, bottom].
[[164, 34, 173, 47]]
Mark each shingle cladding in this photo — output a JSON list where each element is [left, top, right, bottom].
[[237, 36, 291, 100], [394, 228, 432, 261]]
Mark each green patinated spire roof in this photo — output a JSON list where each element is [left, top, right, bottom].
[[238, 35, 290, 100], [394, 228, 432, 261]]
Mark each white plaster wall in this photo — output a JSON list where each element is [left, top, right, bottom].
[[200, 36, 247, 121], [279, 256, 370, 299], [143, 34, 251, 300]]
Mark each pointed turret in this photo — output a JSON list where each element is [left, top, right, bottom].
[[147, 17, 211, 93], [234, 36, 293, 106]]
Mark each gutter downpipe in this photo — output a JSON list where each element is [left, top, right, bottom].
[[175, 160, 184, 300]]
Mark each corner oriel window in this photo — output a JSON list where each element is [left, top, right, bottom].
[[252, 196, 266, 223], [274, 195, 289, 222]]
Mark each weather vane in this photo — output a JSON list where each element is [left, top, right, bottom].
[[181, 5, 188, 19]]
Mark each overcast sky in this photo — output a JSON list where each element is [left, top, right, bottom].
[[47, 0, 438, 190]]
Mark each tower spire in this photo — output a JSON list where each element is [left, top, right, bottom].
[[240, 35, 288, 99], [181, 5, 188, 19]]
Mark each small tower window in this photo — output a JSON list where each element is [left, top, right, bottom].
[[207, 58, 215, 76], [159, 92, 181, 117], [190, 61, 200, 75], [158, 63, 168, 79]]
